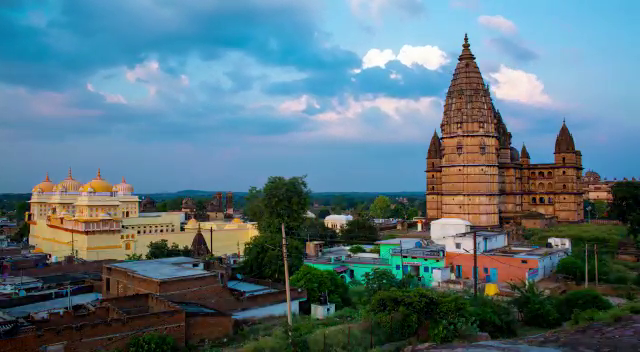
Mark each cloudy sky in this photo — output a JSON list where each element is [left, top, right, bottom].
[[1, 0, 638, 193]]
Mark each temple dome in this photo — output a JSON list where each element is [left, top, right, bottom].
[[56, 168, 82, 192], [185, 218, 199, 229], [555, 121, 576, 153], [32, 173, 55, 193], [509, 147, 520, 162], [80, 169, 112, 193], [113, 176, 134, 194]]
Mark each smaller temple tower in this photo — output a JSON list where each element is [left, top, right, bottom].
[[225, 191, 234, 218], [181, 197, 196, 220], [426, 131, 442, 221]]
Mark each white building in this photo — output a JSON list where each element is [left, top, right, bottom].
[[324, 215, 353, 232]]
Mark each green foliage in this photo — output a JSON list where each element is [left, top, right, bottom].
[[369, 196, 391, 219], [509, 282, 562, 328], [593, 200, 609, 219], [556, 256, 583, 282], [368, 244, 380, 254], [610, 181, 640, 223], [348, 245, 366, 254], [468, 296, 517, 339], [306, 325, 368, 352], [340, 218, 379, 244], [126, 253, 143, 260], [317, 208, 331, 219], [127, 333, 179, 352], [290, 265, 350, 308], [241, 176, 311, 281], [362, 269, 400, 299], [570, 302, 640, 326], [14, 201, 28, 222], [155, 202, 168, 212], [428, 293, 476, 344], [242, 326, 289, 352], [241, 232, 304, 282], [528, 223, 626, 253], [556, 289, 612, 321], [301, 218, 338, 245], [145, 239, 191, 259]]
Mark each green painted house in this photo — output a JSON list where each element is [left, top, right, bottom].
[[305, 238, 446, 287]]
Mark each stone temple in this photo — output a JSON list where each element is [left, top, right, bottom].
[[426, 35, 584, 228]]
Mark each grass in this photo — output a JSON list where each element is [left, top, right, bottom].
[[570, 302, 640, 326], [527, 223, 627, 250]]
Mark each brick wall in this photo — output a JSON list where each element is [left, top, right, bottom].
[[446, 252, 539, 283], [15, 259, 116, 277], [185, 315, 234, 344]]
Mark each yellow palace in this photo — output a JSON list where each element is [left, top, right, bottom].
[[27, 169, 258, 260]]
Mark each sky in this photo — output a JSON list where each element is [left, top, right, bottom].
[[1, 0, 639, 193]]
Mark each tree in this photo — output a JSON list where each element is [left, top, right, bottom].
[[301, 218, 338, 245], [348, 245, 366, 254], [156, 202, 168, 212], [14, 201, 28, 223], [610, 181, 640, 223], [126, 253, 143, 261], [593, 200, 609, 219], [127, 333, 178, 352], [341, 217, 378, 244], [10, 223, 29, 242], [195, 198, 207, 220], [369, 196, 391, 219], [290, 265, 350, 308], [556, 256, 584, 283], [362, 268, 400, 299], [240, 176, 310, 281], [509, 282, 562, 328], [145, 239, 191, 259], [317, 208, 331, 219]]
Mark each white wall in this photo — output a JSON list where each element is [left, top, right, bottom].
[[548, 238, 571, 254], [232, 299, 302, 319], [436, 234, 507, 254], [430, 219, 471, 241]]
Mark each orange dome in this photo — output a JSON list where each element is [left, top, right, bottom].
[[113, 176, 134, 193], [80, 169, 113, 193], [56, 168, 82, 192], [32, 172, 55, 193]]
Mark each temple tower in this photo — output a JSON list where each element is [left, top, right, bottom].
[[426, 131, 442, 220], [553, 121, 583, 221], [439, 34, 500, 227]]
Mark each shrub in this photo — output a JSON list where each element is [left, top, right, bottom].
[[349, 245, 366, 254], [469, 296, 517, 339], [290, 265, 351, 308], [556, 256, 583, 282], [509, 282, 562, 328], [428, 293, 476, 343], [243, 327, 289, 352], [307, 325, 368, 352], [127, 333, 179, 352], [556, 289, 612, 321]]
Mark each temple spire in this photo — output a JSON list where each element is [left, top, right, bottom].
[[521, 143, 530, 159], [66, 167, 73, 180], [122, 176, 126, 183], [96, 168, 102, 180], [44, 172, 50, 182], [458, 33, 475, 61]]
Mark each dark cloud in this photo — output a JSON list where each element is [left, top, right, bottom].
[[0, 0, 360, 90], [396, 0, 427, 16], [265, 60, 452, 99], [488, 37, 538, 63]]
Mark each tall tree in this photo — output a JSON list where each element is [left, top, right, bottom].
[[341, 217, 378, 244], [301, 218, 338, 245], [610, 181, 640, 223], [369, 195, 391, 219], [240, 176, 311, 281]]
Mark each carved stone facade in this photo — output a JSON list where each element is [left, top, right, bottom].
[[426, 35, 584, 227]]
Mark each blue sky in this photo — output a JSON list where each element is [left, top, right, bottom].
[[1, 0, 638, 193]]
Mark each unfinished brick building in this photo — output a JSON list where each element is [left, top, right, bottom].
[[426, 35, 584, 227]]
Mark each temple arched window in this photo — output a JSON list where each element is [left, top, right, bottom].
[[530, 183, 535, 190], [562, 170, 566, 175], [431, 162, 435, 168], [538, 182, 545, 191], [457, 140, 463, 155], [563, 184, 567, 190], [480, 122, 485, 129], [538, 171, 545, 178], [548, 197, 553, 203], [540, 197, 545, 204], [457, 122, 462, 129], [531, 197, 536, 204], [531, 172, 536, 178], [547, 183, 553, 191], [547, 171, 553, 178], [562, 157, 566, 164], [480, 139, 486, 155], [431, 186, 435, 191]]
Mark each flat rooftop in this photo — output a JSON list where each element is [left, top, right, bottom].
[[485, 246, 569, 258], [3, 293, 102, 318], [227, 281, 277, 296], [108, 257, 213, 281], [456, 231, 504, 238]]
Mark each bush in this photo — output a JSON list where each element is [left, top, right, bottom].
[[290, 265, 351, 308], [243, 327, 289, 352], [556, 289, 612, 321], [349, 245, 366, 254], [307, 325, 368, 352], [509, 282, 562, 328], [428, 293, 476, 343], [469, 296, 517, 339], [127, 333, 179, 352], [556, 256, 583, 282]]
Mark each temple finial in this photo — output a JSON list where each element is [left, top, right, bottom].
[[122, 176, 126, 183], [97, 168, 102, 179], [67, 167, 73, 179], [45, 172, 50, 182], [463, 33, 470, 49]]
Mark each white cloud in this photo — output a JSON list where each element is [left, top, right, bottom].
[[362, 48, 396, 69], [347, 0, 425, 19], [488, 65, 551, 106], [361, 45, 449, 70], [86, 83, 127, 104], [478, 15, 517, 35], [278, 95, 319, 113], [314, 95, 440, 121]]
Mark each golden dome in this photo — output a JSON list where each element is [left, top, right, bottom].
[[32, 172, 55, 193], [80, 169, 113, 193], [185, 218, 199, 229], [56, 168, 82, 192], [113, 176, 134, 193], [232, 218, 243, 224]]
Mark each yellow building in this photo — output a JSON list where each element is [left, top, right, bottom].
[[27, 169, 258, 260]]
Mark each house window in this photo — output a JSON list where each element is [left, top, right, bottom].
[[125, 242, 131, 250], [396, 265, 401, 270], [431, 162, 435, 168], [455, 242, 462, 249], [531, 197, 536, 204], [483, 267, 489, 274], [521, 260, 528, 264], [106, 278, 110, 292], [424, 266, 430, 273]]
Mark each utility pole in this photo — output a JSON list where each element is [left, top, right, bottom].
[[281, 223, 293, 327], [585, 243, 588, 288], [473, 231, 478, 297], [71, 231, 75, 258], [210, 227, 213, 256], [399, 243, 404, 279], [595, 244, 598, 287], [67, 284, 72, 311]]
